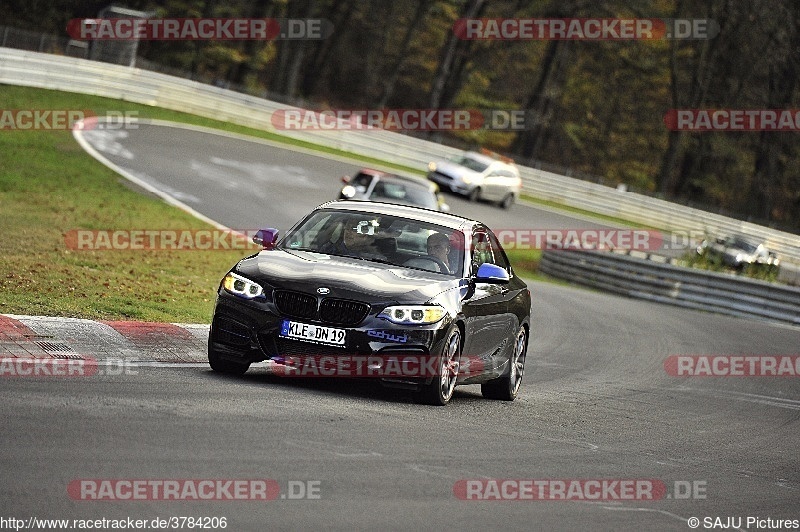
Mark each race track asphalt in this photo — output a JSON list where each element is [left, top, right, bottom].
[[1, 122, 797, 531]]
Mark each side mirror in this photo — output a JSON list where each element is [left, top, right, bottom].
[[341, 175, 351, 184], [253, 228, 279, 250], [474, 263, 509, 284]]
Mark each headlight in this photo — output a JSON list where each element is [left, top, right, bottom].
[[462, 175, 473, 184], [428, 162, 437, 172], [222, 272, 264, 299], [341, 185, 356, 198], [378, 304, 446, 325]]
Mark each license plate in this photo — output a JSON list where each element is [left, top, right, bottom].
[[280, 320, 346, 346]]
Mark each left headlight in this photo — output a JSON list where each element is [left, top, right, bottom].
[[378, 304, 446, 325], [341, 185, 356, 198], [222, 272, 264, 299]]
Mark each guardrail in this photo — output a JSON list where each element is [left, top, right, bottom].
[[1, 47, 799, 264], [539, 250, 800, 325]]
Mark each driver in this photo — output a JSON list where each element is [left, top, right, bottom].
[[426, 232, 452, 273], [321, 216, 387, 261]]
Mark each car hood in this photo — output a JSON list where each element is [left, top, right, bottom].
[[235, 249, 459, 304], [434, 160, 483, 179]]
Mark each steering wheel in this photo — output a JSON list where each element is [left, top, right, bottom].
[[419, 255, 450, 273]]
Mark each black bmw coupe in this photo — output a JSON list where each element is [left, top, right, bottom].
[[208, 200, 531, 405]]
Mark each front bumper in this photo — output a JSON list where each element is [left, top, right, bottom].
[[427, 172, 475, 195], [209, 290, 451, 384]]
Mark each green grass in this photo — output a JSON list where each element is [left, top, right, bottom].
[[0, 86, 269, 322], [519, 193, 660, 230]]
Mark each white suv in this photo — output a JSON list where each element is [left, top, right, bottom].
[[427, 150, 522, 209]]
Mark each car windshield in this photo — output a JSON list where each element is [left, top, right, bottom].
[[449, 154, 489, 173], [281, 209, 464, 276], [369, 181, 439, 210]]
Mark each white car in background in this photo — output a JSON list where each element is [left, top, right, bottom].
[[427, 150, 522, 209]]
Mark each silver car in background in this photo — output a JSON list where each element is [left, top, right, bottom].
[[696, 234, 780, 272], [427, 150, 522, 209]]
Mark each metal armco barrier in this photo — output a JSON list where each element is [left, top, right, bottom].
[[1, 47, 799, 264], [539, 250, 800, 325]]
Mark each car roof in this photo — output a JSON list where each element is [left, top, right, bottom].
[[355, 168, 392, 178], [375, 174, 437, 191], [462, 151, 498, 166], [316, 200, 474, 230]]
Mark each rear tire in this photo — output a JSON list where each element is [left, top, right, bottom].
[[481, 326, 527, 401], [420, 326, 461, 406]]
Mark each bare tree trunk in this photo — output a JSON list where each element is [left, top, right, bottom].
[[301, 0, 356, 97], [377, 0, 433, 107], [512, 39, 569, 160], [428, 0, 484, 110]]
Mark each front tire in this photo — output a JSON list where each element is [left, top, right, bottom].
[[468, 187, 481, 202], [420, 326, 461, 405], [208, 342, 250, 375], [500, 193, 514, 209], [481, 326, 527, 401]]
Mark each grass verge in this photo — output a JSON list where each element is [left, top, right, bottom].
[[0, 86, 269, 322]]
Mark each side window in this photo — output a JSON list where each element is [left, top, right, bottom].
[[471, 231, 495, 273], [470, 229, 510, 274], [488, 232, 510, 271], [352, 173, 374, 188]]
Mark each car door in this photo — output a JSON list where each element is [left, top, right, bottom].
[[461, 227, 517, 375], [482, 169, 502, 200], [496, 168, 516, 197]]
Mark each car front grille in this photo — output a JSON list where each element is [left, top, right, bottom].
[[320, 298, 370, 326], [273, 290, 370, 326], [274, 290, 317, 320]]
